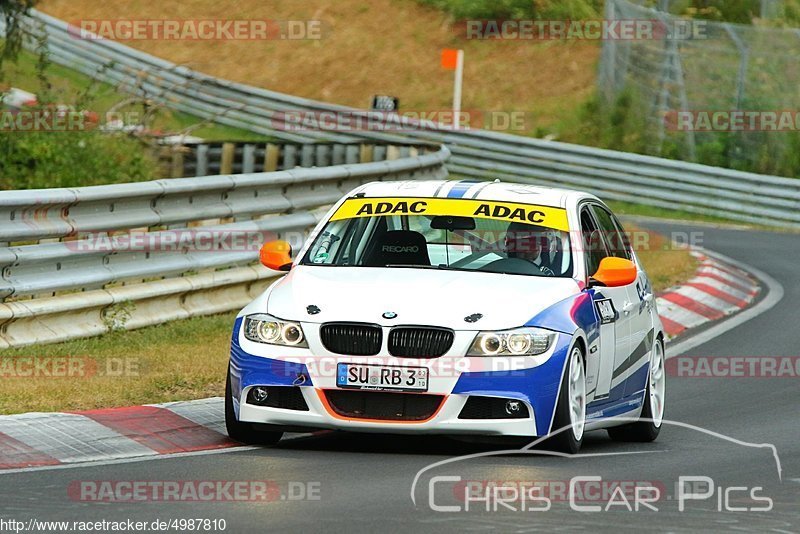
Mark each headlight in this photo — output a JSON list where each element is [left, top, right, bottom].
[[243, 314, 308, 347], [468, 327, 556, 357]]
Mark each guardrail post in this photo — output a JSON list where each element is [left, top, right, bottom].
[[155, 146, 169, 178], [301, 144, 315, 167], [242, 144, 256, 174], [316, 145, 331, 167], [170, 150, 184, 178], [196, 144, 209, 177], [220, 142, 235, 174], [283, 145, 298, 168], [264, 144, 280, 171], [360, 144, 374, 163], [332, 144, 346, 165], [345, 145, 360, 164]]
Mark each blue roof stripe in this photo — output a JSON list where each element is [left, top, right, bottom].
[[446, 179, 482, 199]]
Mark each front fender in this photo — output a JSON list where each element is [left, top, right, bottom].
[[525, 290, 600, 344], [451, 334, 576, 436]]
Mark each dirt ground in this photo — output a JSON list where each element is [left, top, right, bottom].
[[39, 0, 600, 134]]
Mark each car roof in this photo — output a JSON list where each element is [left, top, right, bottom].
[[349, 179, 599, 209]]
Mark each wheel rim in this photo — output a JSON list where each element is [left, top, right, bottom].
[[649, 341, 666, 427], [568, 347, 586, 441]]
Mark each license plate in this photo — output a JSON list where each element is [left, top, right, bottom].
[[336, 363, 428, 392]]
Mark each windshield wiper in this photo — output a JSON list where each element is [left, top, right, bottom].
[[298, 262, 352, 267], [300, 263, 466, 271], [384, 264, 462, 271]]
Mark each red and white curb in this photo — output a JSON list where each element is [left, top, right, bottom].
[[0, 398, 236, 471], [0, 249, 763, 472], [657, 250, 761, 340]]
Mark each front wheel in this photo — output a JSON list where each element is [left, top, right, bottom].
[[544, 344, 586, 454], [225, 367, 283, 446], [608, 337, 665, 442]]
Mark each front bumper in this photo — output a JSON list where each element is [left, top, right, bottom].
[[229, 318, 572, 437]]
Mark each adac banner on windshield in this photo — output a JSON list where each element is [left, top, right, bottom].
[[330, 197, 569, 232]]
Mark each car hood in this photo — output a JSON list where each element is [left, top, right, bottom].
[[266, 266, 581, 331]]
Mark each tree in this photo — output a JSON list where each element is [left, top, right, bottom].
[[0, 0, 38, 80]]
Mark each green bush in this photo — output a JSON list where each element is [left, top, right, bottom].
[[415, 0, 603, 19], [693, 135, 730, 167], [578, 89, 800, 177], [534, 0, 604, 20], [417, 0, 534, 19], [0, 129, 157, 189], [1, 22, 160, 190], [578, 89, 650, 153], [637, 0, 800, 25]]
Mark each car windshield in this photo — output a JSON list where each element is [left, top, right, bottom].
[[300, 198, 573, 278]]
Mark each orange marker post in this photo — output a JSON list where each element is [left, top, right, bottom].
[[441, 49, 464, 129]]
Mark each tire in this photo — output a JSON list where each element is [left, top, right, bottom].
[[225, 367, 283, 446], [543, 344, 586, 454], [608, 337, 665, 443]]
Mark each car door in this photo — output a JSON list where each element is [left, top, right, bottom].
[[579, 205, 632, 402], [601, 207, 656, 396], [589, 204, 647, 398]]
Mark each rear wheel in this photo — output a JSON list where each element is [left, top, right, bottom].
[[608, 337, 665, 442], [544, 344, 586, 454], [225, 367, 283, 446]]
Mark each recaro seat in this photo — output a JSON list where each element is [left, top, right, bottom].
[[361, 230, 431, 267]]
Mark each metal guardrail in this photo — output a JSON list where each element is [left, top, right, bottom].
[[0, 142, 448, 346], [11, 8, 800, 229], [156, 141, 418, 178]]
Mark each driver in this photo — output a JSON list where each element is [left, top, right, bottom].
[[504, 222, 561, 276]]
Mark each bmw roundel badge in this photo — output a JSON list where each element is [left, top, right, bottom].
[[382, 311, 398, 319]]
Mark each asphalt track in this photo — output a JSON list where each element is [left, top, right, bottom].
[[1, 221, 798, 533]]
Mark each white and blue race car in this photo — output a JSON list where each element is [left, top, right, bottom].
[[225, 180, 666, 453]]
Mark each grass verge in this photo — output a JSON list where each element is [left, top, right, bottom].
[[5, 47, 265, 142], [608, 201, 744, 226], [37, 0, 599, 137], [629, 224, 698, 292], [0, 313, 236, 414]]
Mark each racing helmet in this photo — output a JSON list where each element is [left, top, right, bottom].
[[504, 221, 547, 261]]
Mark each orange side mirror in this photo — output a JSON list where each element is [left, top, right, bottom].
[[260, 240, 293, 271], [591, 257, 637, 287]]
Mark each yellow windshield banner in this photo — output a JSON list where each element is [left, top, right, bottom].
[[329, 197, 569, 232]]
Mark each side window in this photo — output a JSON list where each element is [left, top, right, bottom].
[[580, 207, 607, 276], [609, 212, 633, 261], [591, 205, 631, 261]]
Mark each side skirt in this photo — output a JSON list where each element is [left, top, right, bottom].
[[584, 390, 645, 431]]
